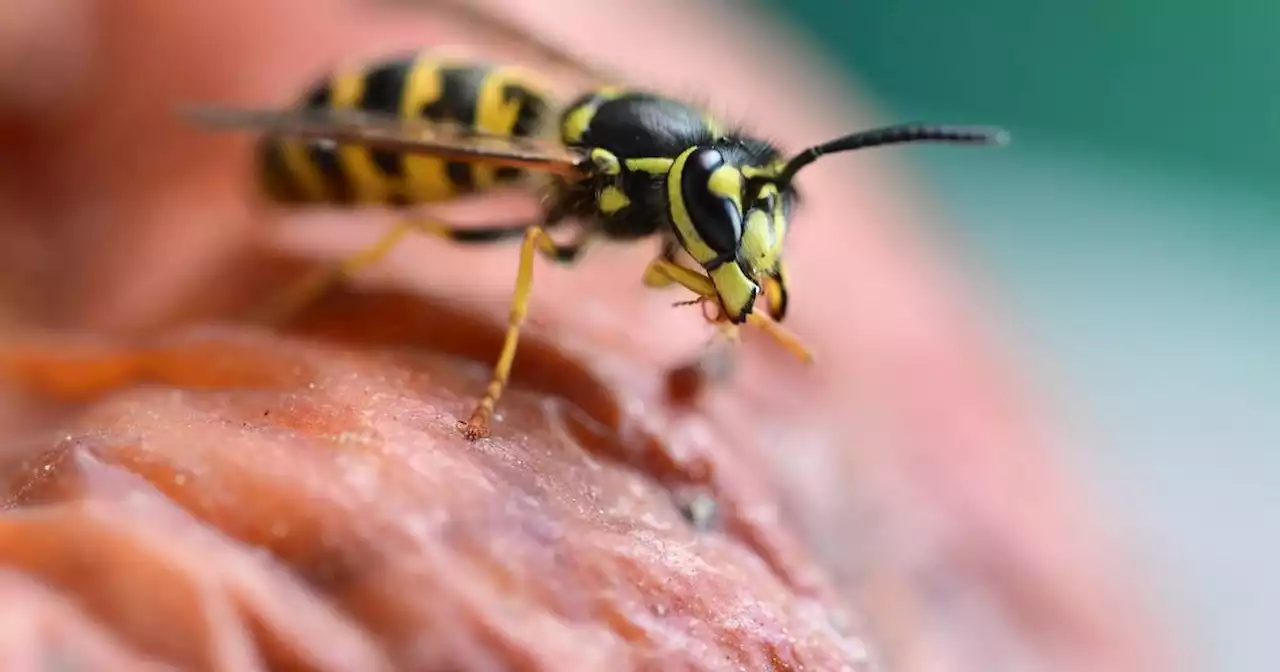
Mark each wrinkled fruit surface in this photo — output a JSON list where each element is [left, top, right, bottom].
[[0, 289, 873, 671]]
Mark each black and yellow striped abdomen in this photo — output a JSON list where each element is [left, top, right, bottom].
[[258, 53, 554, 207]]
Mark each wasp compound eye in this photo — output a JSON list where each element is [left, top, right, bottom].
[[680, 148, 743, 257]]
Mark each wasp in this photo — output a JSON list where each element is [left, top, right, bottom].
[[183, 13, 1008, 441]]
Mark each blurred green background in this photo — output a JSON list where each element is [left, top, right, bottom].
[[758, 2, 1279, 671]]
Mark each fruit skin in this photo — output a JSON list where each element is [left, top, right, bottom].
[[0, 294, 872, 670]]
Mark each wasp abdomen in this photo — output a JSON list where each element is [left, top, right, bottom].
[[258, 53, 553, 208]]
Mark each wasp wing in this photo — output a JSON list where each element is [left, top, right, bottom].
[[182, 105, 592, 177], [370, 0, 618, 84]]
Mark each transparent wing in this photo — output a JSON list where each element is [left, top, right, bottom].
[[183, 105, 592, 177], [370, 0, 618, 84]]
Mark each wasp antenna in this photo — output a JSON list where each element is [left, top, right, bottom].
[[778, 124, 1009, 184]]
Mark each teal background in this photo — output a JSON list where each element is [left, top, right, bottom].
[[758, 2, 1279, 671], [770, 1, 1280, 188]]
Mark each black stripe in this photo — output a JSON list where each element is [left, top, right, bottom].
[[257, 141, 303, 202], [301, 81, 353, 204], [419, 65, 486, 193], [495, 82, 548, 184], [358, 60, 410, 178]]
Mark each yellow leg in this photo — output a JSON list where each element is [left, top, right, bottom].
[[459, 225, 548, 440], [642, 264, 677, 289], [256, 219, 416, 323], [257, 218, 544, 324], [643, 258, 814, 365], [641, 241, 687, 289], [643, 258, 717, 297], [743, 312, 813, 364]]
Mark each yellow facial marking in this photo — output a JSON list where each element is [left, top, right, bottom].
[[590, 148, 621, 175], [742, 182, 783, 273], [742, 164, 780, 179], [625, 157, 674, 174], [707, 165, 743, 211], [741, 209, 775, 271], [331, 69, 391, 204], [770, 185, 788, 255], [598, 186, 630, 214], [709, 262, 758, 321]]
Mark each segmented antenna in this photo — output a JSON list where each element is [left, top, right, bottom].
[[778, 124, 1009, 184]]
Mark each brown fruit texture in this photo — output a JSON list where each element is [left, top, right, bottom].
[[0, 0, 1170, 670], [0, 291, 872, 670]]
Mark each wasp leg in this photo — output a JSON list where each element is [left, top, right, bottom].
[[460, 225, 565, 440], [257, 219, 574, 324], [461, 225, 587, 438], [257, 219, 417, 324], [530, 230, 590, 264], [642, 257, 814, 364], [641, 240, 685, 289], [642, 258, 717, 298]]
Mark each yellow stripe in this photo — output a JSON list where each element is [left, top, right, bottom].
[[476, 66, 550, 188], [590, 148, 621, 175], [561, 87, 623, 144], [330, 68, 391, 204], [707, 165, 743, 212], [771, 183, 788, 262], [400, 56, 455, 203], [741, 164, 781, 179], [471, 69, 505, 190], [625, 157, 674, 174], [598, 186, 630, 214], [277, 138, 327, 201], [562, 104, 595, 145]]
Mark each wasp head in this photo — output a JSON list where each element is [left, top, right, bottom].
[[666, 144, 793, 324], [665, 124, 1008, 324]]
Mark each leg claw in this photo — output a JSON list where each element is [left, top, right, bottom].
[[458, 419, 490, 440], [459, 409, 492, 440]]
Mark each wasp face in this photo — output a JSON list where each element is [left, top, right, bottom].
[[740, 180, 790, 321], [667, 146, 793, 323]]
